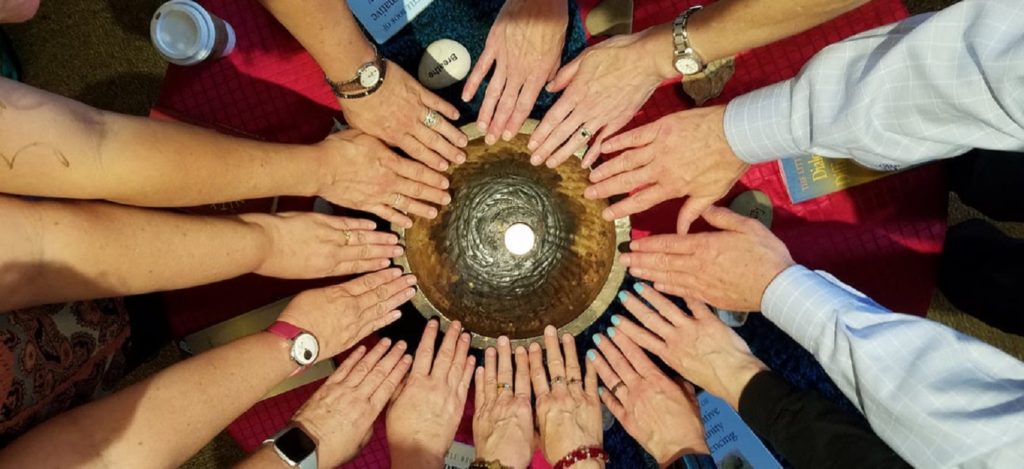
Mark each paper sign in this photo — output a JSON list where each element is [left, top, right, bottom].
[[348, 0, 436, 44], [699, 392, 782, 469]]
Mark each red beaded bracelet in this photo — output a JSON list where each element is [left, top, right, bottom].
[[553, 446, 609, 469]]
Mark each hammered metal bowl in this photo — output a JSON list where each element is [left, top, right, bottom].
[[394, 119, 630, 348]]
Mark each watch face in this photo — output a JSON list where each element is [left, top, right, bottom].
[[675, 56, 700, 75], [292, 333, 319, 366], [358, 64, 381, 88], [276, 426, 316, 464]]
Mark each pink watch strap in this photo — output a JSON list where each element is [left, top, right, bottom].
[[267, 320, 303, 340]]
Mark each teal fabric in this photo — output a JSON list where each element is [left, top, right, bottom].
[[375, 0, 587, 127], [1, 28, 19, 81]]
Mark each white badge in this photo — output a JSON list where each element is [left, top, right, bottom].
[[348, 0, 437, 44]]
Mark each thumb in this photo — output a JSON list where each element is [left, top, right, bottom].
[[700, 205, 758, 233], [547, 56, 582, 93]]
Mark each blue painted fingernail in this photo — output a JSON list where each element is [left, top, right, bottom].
[[633, 282, 645, 294], [592, 334, 602, 345], [587, 349, 597, 361], [607, 327, 617, 338], [617, 291, 627, 302], [598, 387, 605, 396], [610, 315, 621, 326]]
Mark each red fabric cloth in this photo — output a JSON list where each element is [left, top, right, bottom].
[[153, 0, 943, 465]]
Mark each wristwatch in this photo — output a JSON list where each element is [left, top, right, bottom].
[[672, 5, 705, 76], [325, 45, 387, 99], [264, 424, 318, 469], [266, 321, 319, 373]]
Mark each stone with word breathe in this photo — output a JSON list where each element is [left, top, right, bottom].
[[418, 38, 471, 90]]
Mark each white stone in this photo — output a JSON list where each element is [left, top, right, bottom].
[[418, 38, 472, 90]]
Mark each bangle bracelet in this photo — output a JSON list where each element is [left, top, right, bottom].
[[553, 446, 609, 469], [469, 459, 512, 469]]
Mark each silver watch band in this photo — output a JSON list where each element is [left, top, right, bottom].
[[325, 44, 387, 99], [673, 6, 705, 69]]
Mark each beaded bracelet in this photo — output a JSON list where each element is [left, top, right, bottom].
[[553, 446, 609, 469]]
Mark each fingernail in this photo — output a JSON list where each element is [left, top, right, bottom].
[[404, 289, 415, 298], [617, 291, 627, 302], [633, 282, 645, 294], [453, 111, 461, 120], [458, 152, 467, 162], [607, 327, 617, 338], [546, 159, 557, 168], [498, 336, 509, 345], [379, 259, 390, 268], [528, 140, 537, 151], [631, 267, 645, 276], [592, 334, 602, 345], [586, 349, 597, 361], [610, 315, 621, 326], [392, 311, 402, 320], [390, 268, 402, 278], [584, 188, 596, 199], [530, 156, 542, 166], [502, 131, 512, 141], [404, 221, 413, 229], [630, 241, 639, 250], [428, 208, 438, 218], [393, 247, 404, 256], [443, 194, 452, 205], [478, 121, 488, 132], [403, 353, 413, 362], [598, 386, 605, 396], [396, 340, 407, 349], [602, 209, 614, 220], [545, 325, 556, 336], [485, 134, 497, 145], [441, 179, 450, 189], [406, 275, 417, 285], [619, 254, 631, 265], [439, 161, 449, 171], [516, 346, 526, 354], [382, 338, 392, 346]]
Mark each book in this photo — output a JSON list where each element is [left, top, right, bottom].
[[349, 0, 437, 44], [699, 392, 781, 469], [778, 154, 899, 204]]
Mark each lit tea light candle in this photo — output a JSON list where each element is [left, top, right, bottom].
[[504, 223, 535, 256]]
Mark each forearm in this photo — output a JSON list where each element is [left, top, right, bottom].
[[257, 0, 375, 81], [0, 77, 322, 206], [738, 370, 909, 469], [760, 265, 1024, 467], [723, 0, 1024, 167], [0, 196, 270, 310], [0, 332, 295, 468], [238, 445, 289, 469]]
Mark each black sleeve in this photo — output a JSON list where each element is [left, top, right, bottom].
[[738, 370, 911, 469]]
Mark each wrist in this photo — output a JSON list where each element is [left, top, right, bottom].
[[321, 40, 376, 84], [390, 450, 445, 469], [235, 213, 278, 274], [718, 357, 769, 410], [655, 441, 711, 468], [637, 23, 680, 81]]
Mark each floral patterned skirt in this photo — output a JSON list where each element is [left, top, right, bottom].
[[0, 299, 129, 445]]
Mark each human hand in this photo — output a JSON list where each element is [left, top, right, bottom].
[[529, 24, 679, 169], [316, 130, 453, 228], [473, 336, 535, 469], [241, 212, 401, 279], [613, 283, 767, 409], [462, 0, 567, 145], [589, 327, 709, 466], [585, 106, 749, 233], [339, 62, 468, 172], [292, 338, 412, 467], [387, 320, 475, 468], [277, 268, 416, 360], [530, 325, 603, 464], [620, 205, 795, 311]]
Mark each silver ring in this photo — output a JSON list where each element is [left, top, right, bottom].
[[551, 376, 566, 386], [423, 109, 440, 128], [579, 127, 592, 139], [342, 230, 352, 245], [391, 193, 403, 207], [497, 382, 512, 392]]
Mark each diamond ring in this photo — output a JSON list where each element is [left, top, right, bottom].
[[423, 109, 440, 128], [497, 382, 512, 392], [579, 127, 593, 139]]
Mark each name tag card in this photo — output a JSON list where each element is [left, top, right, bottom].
[[348, 0, 436, 44]]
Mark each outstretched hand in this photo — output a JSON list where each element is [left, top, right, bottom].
[[473, 336, 535, 469]]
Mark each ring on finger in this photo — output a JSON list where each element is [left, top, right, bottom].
[[423, 109, 440, 128], [551, 375, 566, 386], [610, 381, 627, 396], [579, 126, 593, 140], [567, 377, 582, 386], [497, 382, 512, 393], [391, 193, 403, 208], [342, 230, 352, 245]]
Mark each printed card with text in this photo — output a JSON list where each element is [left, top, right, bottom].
[[348, 0, 437, 43]]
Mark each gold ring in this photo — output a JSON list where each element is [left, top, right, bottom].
[[497, 382, 512, 392], [392, 193, 403, 207], [551, 376, 565, 386], [579, 127, 592, 139], [342, 230, 352, 245], [568, 377, 582, 386], [423, 109, 440, 128], [610, 381, 626, 396]]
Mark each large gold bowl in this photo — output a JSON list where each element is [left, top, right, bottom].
[[394, 119, 630, 348]]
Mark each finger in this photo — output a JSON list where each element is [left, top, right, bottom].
[[326, 344, 366, 385], [532, 110, 586, 166], [529, 91, 576, 154], [593, 331, 640, 386], [478, 65, 507, 135], [677, 197, 716, 235], [347, 337, 393, 386], [458, 354, 476, 399], [369, 351, 414, 408], [449, 332, 472, 387], [413, 123, 464, 166], [634, 282, 691, 326], [628, 268, 701, 296], [321, 216, 378, 232], [561, 333, 583, 383], [339, 243, 405, 261], [590, 350, 625, 398], [601, 122, 658, 154], [599, 384, 627, 422], [393, 177, 450, 208], [463, 46, 496, 102], [618, 290, 674, 337], [546, 55, 582, 93], [399, 134, 449, 172], [528, 341, 550, 396], [431, 320, 462, 378], [683, 296, 718, 321], [355, 273, 417, 312], [514, 346, 531, 398], [606, 327, 660, 377], [433, 118, 470, 156], [618, 253, 699, 276], [588, 147, 655, 185], [504, 77, 545, 140], [489, 77, 522, 141], [611, 315, 667, 357], [412, 319, 440, 376], [603, 185, 672, 221], [628, 234, 702, 255], [337, 228, 399, 247], [360, 340, 408, 391], [542, 325, 567, 385], [584, 355, 599, 398], [701, 205, 762, 234], [386, 156, 450, 191], [338, 268, 402, 296], [655, 283, 707, 304], [497, 336, 513, 391], [474, 366, 486, 411], [331, 258, 392, 276], [394, 193, 439, 220], [368, 204, 413, 229], [545, 119, 598, 169], [586, 159, 656, 199], [420, 88, 460, 121], [484, 346, 498, 402]]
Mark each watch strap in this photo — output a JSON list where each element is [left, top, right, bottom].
[[326, 45, 387, 99], [264, 425, 318, 469], [673, 5, 705, 73], [267, 320, 303, 341]]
